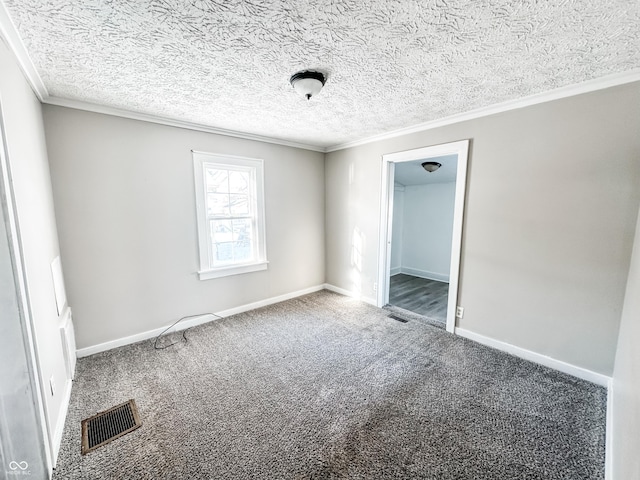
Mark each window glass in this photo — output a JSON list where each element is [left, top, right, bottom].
[[193, 152, 267, 279]]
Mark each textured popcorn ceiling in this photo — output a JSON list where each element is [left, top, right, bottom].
[[3, 0, 640, 149]]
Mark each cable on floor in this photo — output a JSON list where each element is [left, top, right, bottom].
[[154, 312, 222, 350]]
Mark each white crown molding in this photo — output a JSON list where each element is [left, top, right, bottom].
[[44, 69, 640, 155], [0, 0, 326, 153], [43, 96, 327, 152], [0, 0, 47, 101], [2, 0, 639, 155], [325, 69, 640, 152]]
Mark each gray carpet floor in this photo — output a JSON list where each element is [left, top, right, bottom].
[[53, 290, 606, 479]]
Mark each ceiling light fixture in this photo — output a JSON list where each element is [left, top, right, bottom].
[[421, 161, 442, 173], [290, 70, 326, 100]]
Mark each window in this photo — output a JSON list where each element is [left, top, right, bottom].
[[193, 151, 267, 279]]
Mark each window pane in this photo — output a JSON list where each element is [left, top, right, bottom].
[[229, 194, 249, 215], [213, 242, 233, 263], [211, 220, 233, 243], [194, 152, 265, 276], [232, 219, 253, 261], [232, 241, 251, 262], [228, 170, 249, 194], [207, 193, 230, 216], [211, 217, 234, 264], [210, 219, 254, 265], [205, 167, 228, 193]]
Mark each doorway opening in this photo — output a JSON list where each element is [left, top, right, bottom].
[[377, 140, 469, 333]]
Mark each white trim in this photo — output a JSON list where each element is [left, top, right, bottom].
[[0, 2, 48, 100], [326, 69, 640, 152], [216, 285, 325, 315], [51, 377, 72, 467], [323, 283, 377, 306], [378, 140, 469, 334], [44, 96, 326, 152], [400, 267, 449, 283], [41, 68, 640, 154], [1, 0, 639, 157], [382, 140, 470, 164], [454, 327, 611, 387], [76, 317, 216, 358], [50, 256, 67, 315], [192, 151, 268, 279], [390, 267, 402, 276], [59, 307, 76, 380], [44, 69, 640, 154], [605, 377, 614, 480], [76, 285, 325, 357], [198, 261, 268, 280], [0, 93, 54, 473], [378, 160, 395, 305]]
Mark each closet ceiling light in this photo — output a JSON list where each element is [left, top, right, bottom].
[[421, 162, 442, 173]]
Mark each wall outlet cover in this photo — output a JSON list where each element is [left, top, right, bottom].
[[456, 306, 464, 319]]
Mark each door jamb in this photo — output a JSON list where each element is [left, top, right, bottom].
[[0, 99, 54, 473]]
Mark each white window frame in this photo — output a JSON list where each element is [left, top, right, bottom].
[[192, 151, 268, 280]]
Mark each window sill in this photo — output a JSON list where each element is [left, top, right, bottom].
[[198, 261, 268, 280]]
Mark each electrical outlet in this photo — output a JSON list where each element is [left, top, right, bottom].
[[49, 376, 56, 396], [456, 306, 464, 319], [373, 282, 377, 292]]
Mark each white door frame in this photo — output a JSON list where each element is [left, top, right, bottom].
[[0, 100, 54, 473], [377, 139, 470, 333]]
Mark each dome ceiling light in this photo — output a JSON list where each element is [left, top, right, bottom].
[[290, 70, 326, 100], [421, 161, 442, 172]]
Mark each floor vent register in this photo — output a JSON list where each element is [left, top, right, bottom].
[[387, 313, 409, 323], [81, 399, 142, 455]]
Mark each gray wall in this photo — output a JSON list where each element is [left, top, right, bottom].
[[398, 182, 456, 281], [325, 82, 640, 375], [0, 39, 69, 467], [43, 106, 326, 349], [612, 208, 640, 478]]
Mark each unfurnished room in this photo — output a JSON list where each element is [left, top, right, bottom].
[[0, 1, 639, 479]]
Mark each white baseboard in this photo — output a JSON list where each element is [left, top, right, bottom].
[[454, 328, 611, 387], [76, 285, 325, 357], [76, 318, 212, 358], [52, 377, 72, 467], [605, 377, 614, 480], [323, 283, 377, 306], [401, 267, 449, 283], [215, 284, 325, 317], [390, 267, 402, 276]]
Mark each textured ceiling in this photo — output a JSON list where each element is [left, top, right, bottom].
[[3, 0, 640, 149]]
